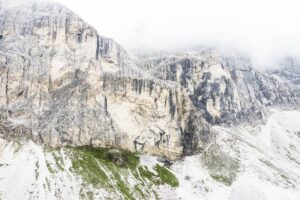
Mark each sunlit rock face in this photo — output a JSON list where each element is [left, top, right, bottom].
[[0, 2, 211, 159], [0, 1, 299, 160], [140, 50, 299, 124]]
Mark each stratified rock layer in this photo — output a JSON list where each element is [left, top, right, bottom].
[[0, 3, 211, 159], [140, 50, 299, 124], [0, 2, 299, 159]]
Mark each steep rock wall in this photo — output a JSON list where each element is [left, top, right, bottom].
[[0, 2, 211, 159]]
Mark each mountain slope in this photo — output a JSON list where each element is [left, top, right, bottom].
[[171, 109, 300, 200], [1, 109, 300, 200]]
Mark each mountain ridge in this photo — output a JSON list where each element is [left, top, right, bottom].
[[0, 1, 212, 159], [0, 1, 299, 159]]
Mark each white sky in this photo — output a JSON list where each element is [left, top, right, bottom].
[[5, 0, 300, 65]]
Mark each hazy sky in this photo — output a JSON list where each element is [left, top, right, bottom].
[[3, 0, 300, 66], [54, 0, 300, 65]]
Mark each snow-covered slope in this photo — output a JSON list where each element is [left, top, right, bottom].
[[170, 109, 300, 200], [0, 139, 179, 200], [1, 109, 300, 200]]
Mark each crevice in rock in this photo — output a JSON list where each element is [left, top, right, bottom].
[[104, 96, 108, 115], [96, 35, 100, 60], [5, 67, 9, 106], [169, 91, 176, 119]]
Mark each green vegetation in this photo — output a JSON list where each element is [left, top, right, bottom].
[[68, 146, 143, 199], [52, 152, 65, 171], [137, 164, 179, 187], [69, 147, 109, 187], [138, 166, 158, 184], [104, 162, 135, 200], [210, 175, 234, 186], [134, 185, 146, 199], [45, 146, 179, 199], [155, 164, 179, 187], [69, 146, 139, 166], [202, 143, 239, 186]]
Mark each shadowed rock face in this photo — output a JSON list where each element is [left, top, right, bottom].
[[0, 2, 211, 159], [140, 51, 300, 124], [272, 57, 300, 86]]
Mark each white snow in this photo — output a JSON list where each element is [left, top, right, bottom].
[[1, 109, 300, 199], [169, 109, 300, 200]]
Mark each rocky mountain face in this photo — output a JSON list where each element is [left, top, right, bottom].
[[0, 1, 299, 161], [140, 51, 299, 124], [0, 2, 211, 160], [271, 57, 300, 86]]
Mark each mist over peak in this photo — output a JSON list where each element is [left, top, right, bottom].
[[2, 0, 300, 70], [0, 0, 52, 10], [48, 0, 299, 69]]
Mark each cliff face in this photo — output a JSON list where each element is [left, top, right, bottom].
[[140, 50, 299, 124], [271, 57, 300, 86], [0, 2, 211, 159], [0, 1, 299, 160]]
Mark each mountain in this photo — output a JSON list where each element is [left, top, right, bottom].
[[0, 1, 300, 200], [0, 2, 211, 159], [139, 50, 299, 124], [271, 57, 300, 86]]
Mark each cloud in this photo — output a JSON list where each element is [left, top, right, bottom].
[[3, 0, 300, 67], [0, 0, 52, 10]]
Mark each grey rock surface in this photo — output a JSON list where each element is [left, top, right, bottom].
[[0, 1, 299, 159], [271, 57, 300, 86], [140, 50, 299, 124], [0, 2, 211, 159]]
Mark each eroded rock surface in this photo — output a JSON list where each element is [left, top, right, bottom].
[[140, 50, 299, 124], [0, 2, 211, 159], [0, 1, 299, 160]]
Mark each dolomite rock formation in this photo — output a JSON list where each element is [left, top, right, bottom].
[[0, 2, 211, 159], [0, 1, 299, 160], [140, 50, 299, 124], [272, 57, 300, 86]]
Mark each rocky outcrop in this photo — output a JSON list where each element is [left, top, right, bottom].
[[271, 57, 300, 86], [0, 2, 211, 159], [140, 50, 299, 124]]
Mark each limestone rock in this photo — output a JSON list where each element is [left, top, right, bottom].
[[0, 1, 299, 160], [0, 2, 211, 159], [140, 50, 299, 124]]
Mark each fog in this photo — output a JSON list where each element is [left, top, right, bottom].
[[2, 0, 300, 67]]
